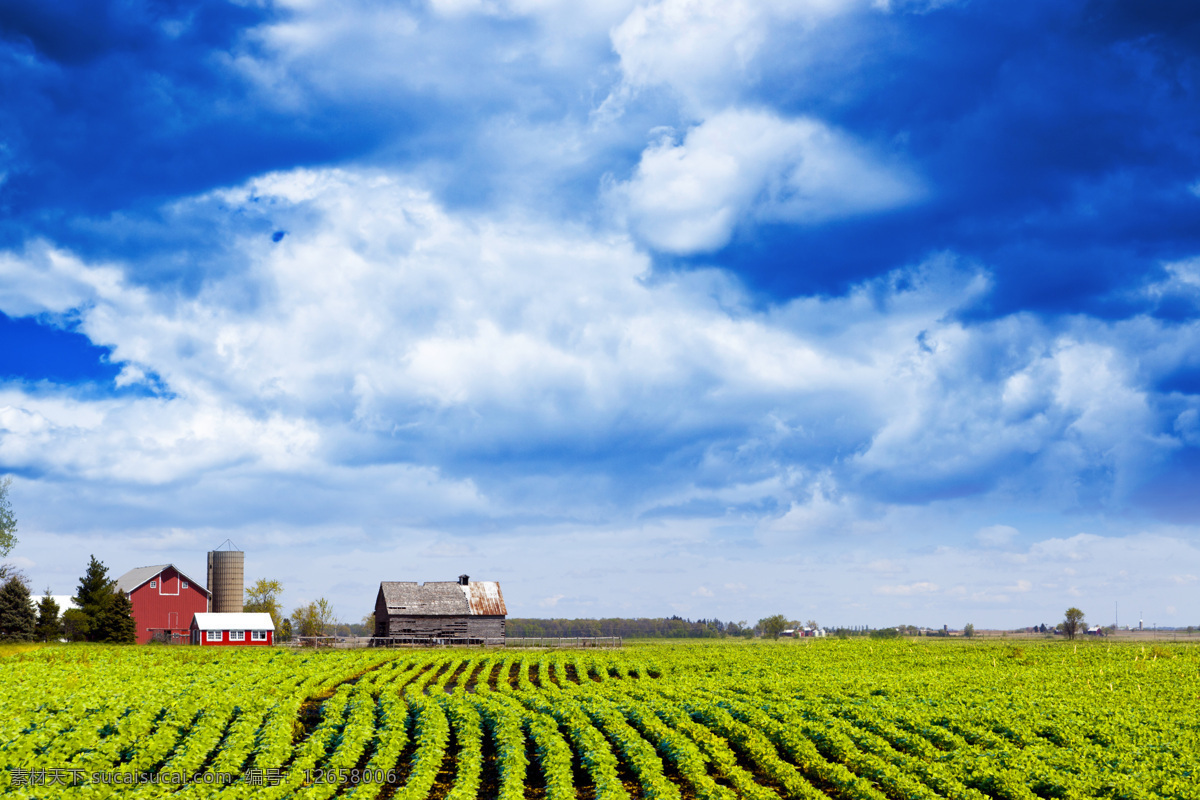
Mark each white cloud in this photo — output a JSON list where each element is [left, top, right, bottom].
[[0, 245, 134, 317], [612, 108, 918, 254], [0, 169, 896, 497], [2, 168, 1200, 630], [976, 524, 1019, 548], [0, 389, 320, 484], [871, 0, 961, 12], [0, 170, 1191, 525], [610, 0, 862, 115], [875, 581, 939, 596]]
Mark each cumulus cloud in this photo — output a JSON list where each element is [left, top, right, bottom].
[[2, 168, 1195, 525], [0, 169, 870, 511], [2, 166, 1200, 632], [612, 109, 918, 254], [3, 0, 1200, 629], [0, 245, 134, 317], [609, 0, 862, 114]]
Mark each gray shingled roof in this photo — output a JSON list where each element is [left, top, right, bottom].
[[115, 564, 209, 596], [379, 581, 506, 616]]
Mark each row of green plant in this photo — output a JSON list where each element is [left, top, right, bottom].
[[3, 640, 1198, 797]]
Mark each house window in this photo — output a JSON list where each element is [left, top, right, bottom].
[[206, 630, 223, 642], [229, 630, 245, 641], [251, 630, 268, 641], [150, 580, 157, 588], [181, 581, 188, 589]]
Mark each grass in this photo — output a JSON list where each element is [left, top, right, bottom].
[[0, 641, 44, 657]]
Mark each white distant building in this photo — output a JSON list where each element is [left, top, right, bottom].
[[27, 595, 79, 613]]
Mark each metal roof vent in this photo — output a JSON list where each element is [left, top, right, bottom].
[[458, 574, 469, 586]]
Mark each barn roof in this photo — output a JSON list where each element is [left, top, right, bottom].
[[115, 564, 210, 596], [192, 612, 275, 631], [378, 581, 506, 616]]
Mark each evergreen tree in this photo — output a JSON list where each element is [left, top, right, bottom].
[[74, 555, 115, 642], [35, 589, 61, 642], [96, 590, 136, 644], [0, 577, 35, 641], [62, 609, 92, 642]]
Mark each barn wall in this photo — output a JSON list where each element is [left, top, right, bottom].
[[385, 614, 470, 638], [379, 613, 506, 640], [375, 592, 389, 638], [466, 616, 505, 639], [130, 568, 210, 645]]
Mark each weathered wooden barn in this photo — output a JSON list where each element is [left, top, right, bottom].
[[374, 575, 506, 640]]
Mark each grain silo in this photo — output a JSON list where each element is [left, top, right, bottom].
[[206, 540, 244, 613]]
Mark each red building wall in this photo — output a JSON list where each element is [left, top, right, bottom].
[[128, 567, 210, 644], [194, 629, 274, 646]]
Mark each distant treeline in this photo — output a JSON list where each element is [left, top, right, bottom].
[[506, 616, 752, 638]]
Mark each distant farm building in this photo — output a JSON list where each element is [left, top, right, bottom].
[[116, 564, 210, 645], [47, 596, 79, 612], [374, 575, 506, 641], [191, 612, 275, 646], [207, 544, 244, 613]]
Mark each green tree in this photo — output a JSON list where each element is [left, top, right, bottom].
[[1061, 607, 1085, 640], [280, 618, 293, 642], [291, 598, 336, 639], [963, 623, 976, 638], [61, 609, 92, 641], [758, 614, 789, 639], [73, 555, 118, 642], [244, 578, 284, 631], [0, 576, 35, 641], [0, 476, 16, 558], [95, 590, 136, 644], [35, 589, 61, 642]]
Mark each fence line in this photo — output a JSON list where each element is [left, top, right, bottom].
[[286, 635, 622, 649]]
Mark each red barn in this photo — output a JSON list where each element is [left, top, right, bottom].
[[190, 612, 275, 646], [116, 564, 210, 645]]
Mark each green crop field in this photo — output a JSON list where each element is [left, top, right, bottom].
[[2, 639, 1197, 799]]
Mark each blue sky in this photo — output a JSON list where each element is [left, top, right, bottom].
[[2, 0, 1199, 629]]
